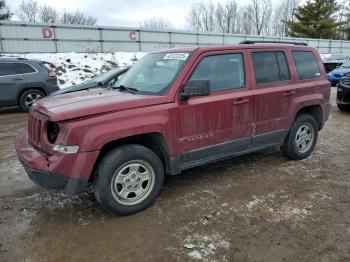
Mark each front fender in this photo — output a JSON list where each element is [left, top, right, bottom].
[[65, 107, 173, 153]]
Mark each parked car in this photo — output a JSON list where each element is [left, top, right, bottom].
[[323, 54, 350, 74], [327, 61, 350, 86], [50, 66, 130, 96], [0, 58, 58, 111], [337, 72, 350, 111], [16, 41, 331, 215]]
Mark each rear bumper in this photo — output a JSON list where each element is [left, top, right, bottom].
[[321, 102, 331, 129], [16, 132, 99, 194]]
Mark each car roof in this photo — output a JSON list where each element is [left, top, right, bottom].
[[0, 58, 40, 63], [152, 44, 315, 54]]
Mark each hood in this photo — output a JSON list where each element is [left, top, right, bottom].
[[33, 88, 168, 122], [330, 67, 350, 76], [50, 81, 99, 96]]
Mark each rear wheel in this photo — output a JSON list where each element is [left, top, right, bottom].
[[93, 144, 164, 215], [281, 114, 318, 160], [19, 89, 45, 112]]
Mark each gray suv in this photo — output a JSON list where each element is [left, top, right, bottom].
[[0, 58, 58, 111]]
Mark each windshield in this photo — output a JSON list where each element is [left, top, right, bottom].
[[115, 52, 190, 95], [92, 68, 121, 83], [340, 61, 350, 68]]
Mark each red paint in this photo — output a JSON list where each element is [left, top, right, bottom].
[[129, 31, 137, 41], [16, 44, 331, 183], [42, 27, 54, 39]]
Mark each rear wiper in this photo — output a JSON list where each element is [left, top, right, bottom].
[[113, 85, 138, 94]]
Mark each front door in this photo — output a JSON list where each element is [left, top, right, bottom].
[[176, 51, 253, 166]]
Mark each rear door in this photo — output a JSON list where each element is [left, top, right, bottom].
[[176, 50, 253, 166], [0, 63, 24, 107], [249, 49, 295, 148]]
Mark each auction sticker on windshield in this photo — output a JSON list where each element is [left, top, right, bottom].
[[163, 53, 189, 60]]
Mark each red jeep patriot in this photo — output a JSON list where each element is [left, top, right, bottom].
[[16, 41, 331, 215]]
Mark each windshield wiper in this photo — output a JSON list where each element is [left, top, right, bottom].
[[113, 85, 139, 94]]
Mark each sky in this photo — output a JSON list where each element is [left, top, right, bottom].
[[8, 0, 232, 29]]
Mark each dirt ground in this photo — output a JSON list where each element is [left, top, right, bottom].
[[0, 89, 349, 262]]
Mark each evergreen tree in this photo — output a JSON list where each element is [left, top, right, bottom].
[[284, 0, 342, 39], [0, 0, 11, 20]]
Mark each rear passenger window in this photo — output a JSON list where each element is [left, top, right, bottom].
[[16, 63, 36, 74], [252, 51, 290, 84], [293, 51, 320, 80], [0, 63, 17, 76], [190, 53, 245, 92]]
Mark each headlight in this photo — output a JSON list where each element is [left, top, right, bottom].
[[47, 121, 60, 143], [53, 145, 79, 154]]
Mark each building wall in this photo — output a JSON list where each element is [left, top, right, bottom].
[[1, 21, 350, 54]]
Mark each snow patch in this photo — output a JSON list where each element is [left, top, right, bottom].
[[1, 52, 146, 88]]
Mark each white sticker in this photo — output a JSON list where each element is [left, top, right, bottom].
[[163, 53, 189, 61]]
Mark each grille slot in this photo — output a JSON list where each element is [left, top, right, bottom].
[[27, 111, 50, 153]]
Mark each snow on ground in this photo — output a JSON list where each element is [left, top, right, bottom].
[[1, 52, 147, 88]]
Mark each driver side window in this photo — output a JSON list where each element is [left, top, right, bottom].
[[189, 53, 245, 92]]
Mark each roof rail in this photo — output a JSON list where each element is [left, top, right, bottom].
[[239, 40, 308, 46]]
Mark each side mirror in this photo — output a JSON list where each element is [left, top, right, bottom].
[[180, 80, 210, 100]]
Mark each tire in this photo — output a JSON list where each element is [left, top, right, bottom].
[[19, 89, 45, 112], [281, 114, 318, 160], [337, 104, 350, 112], [93, 144, 164, 215]]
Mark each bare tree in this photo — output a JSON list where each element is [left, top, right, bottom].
[[142, 17, 173, 31], [60, 9, 97, 25], [247, 0, 272, 35], [16, 0, 38, 22], [186, 1, 216, 32], [38, 5, 58, 23], [215, 1, 238, 34], [272, 0, 299, 36], [238, 6, 254, 35]]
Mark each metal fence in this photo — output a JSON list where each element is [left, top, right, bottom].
[[1, 21, 350, 54]]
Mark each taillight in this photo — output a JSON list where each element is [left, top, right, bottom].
[[48, 71, 56, 77]]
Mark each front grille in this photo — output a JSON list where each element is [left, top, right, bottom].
[[27, 111, 51, 153]]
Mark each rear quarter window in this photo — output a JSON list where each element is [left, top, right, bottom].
[[16, 63, 36, 74], [293, 51, 321, 80], [0, 63, 17, 76]]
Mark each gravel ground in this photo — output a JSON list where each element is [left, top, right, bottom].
[[0, 89, 349, 262]]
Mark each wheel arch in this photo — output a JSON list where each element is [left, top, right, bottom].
[[90, 132, 171, 182], [295, 104, 323, 130], [17, 87, 47, 103]]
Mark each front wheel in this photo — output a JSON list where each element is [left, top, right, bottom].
[[19, 89, 45, 112], [93, 144, 164, 215], [281, 114, 318, 160]]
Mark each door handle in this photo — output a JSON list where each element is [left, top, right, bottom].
[[283, 91, 296, 97], [13, 78, 23, 81], [233, 99, 249, 105]]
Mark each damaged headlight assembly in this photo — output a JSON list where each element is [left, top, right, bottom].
[[47, 121, 79, 154]]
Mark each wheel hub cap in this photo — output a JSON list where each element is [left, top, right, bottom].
[[295, 124, 314, 153], [111, 161, 155, 205]]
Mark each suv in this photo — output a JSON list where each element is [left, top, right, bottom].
[[0, 58, 58, 111], [16, 42, 331, 215]]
